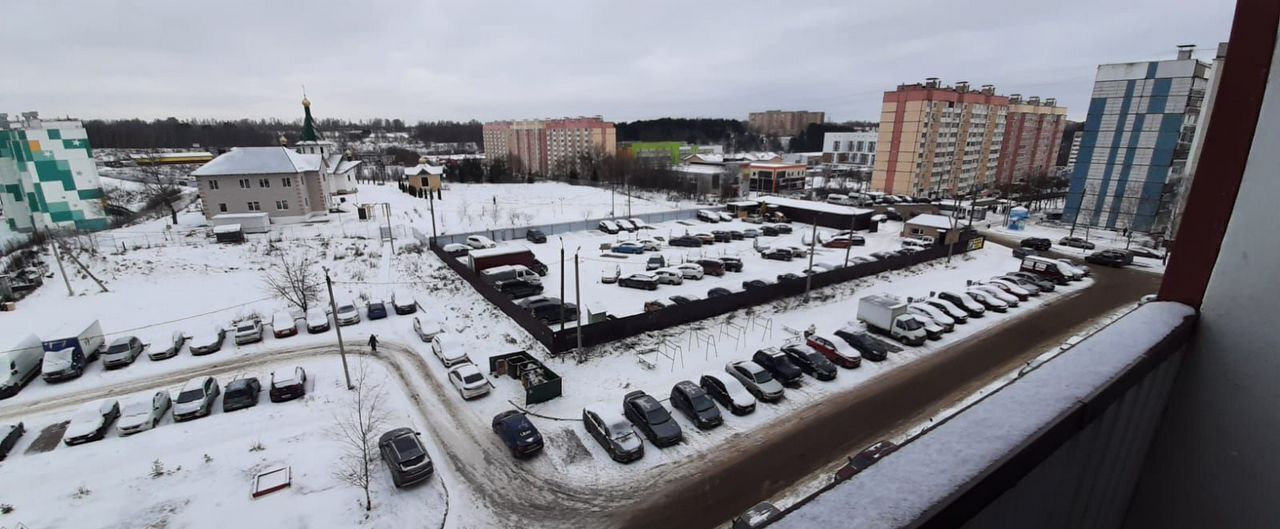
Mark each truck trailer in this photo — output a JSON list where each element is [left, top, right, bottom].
[[856, 295, 927, 346], [42, 320, 105, 382], [468, 246, 549, 276]]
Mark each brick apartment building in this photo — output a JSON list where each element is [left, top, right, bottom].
[[482, 117, 616, 176], [748, 110, 825, 136], [995, 95, 1068, 184]]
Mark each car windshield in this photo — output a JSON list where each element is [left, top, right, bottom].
[[899, 318, 924, 331], [177, 389, 204, 403], [642, 404, 669, 424], [752, 369, 774, 384], [691, 394, 715, 412], [225, 387, 248, 399], [392, 436, 425, 463], [463, 372, 484, 384], [107, 342, 131, 354], [237, 324, 255, 332]]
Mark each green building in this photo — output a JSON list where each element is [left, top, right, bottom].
[[620, 141, 686, 165], [0, 112, 108, 233]]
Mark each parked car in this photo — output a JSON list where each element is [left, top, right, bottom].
[[696, 210, 721, 223], [306, 308, 331, 333], [838, 440, 899, 479], [392, 290, 418, 314], [0, 423, 23, 461], [871, 251, 898, 260], [712, 230, 732, 243], [908, 303, 955, 332], [492, 410, 544, 459], [742, 279, 770, 291], [716, 211, 735, 222], [431, 333, 471, 367], [173, 376, 220, 421], [773, 223, 793, 234], [117, 391, 171, 435], [583, 404, 644, 463], [380, 428, 434, 487], [1006, 272, 1056, 293], [412, 316, 446, 342], [447, 363, 491, 400], [466, 235, 497, 249], [937, 291, 986, 318], [629, 218, 652, 230], [974, 284, 1020, 306], [707, 287, 732, 298], [63, 399, 120, 445], [696, 259, 726, 276], [646, 254, 666, 271], [1020, 237, 1052, 251], [222, 377, 262, 412], [668, 235, 702, 248], [367, 300, 389, 320], [986, 278, 1032, 300], [668, 295, 696, 305], [761, 247, 792, 261], [442, 243, 471, 257], [622, 390, 683, 447], [637, 239, 662, 251], [1054, 258, 1089, 280], [760, 225, 780, 237], [617, 219, 639, 231], [1012, 247, 1038, 259], [675, 263, 705, 280], [612, 241, 646, 255], [806, 335, 861, 368], [1058, 236, 1096, 250], [693, 233, 715, 245], [752, 348, 804, 387], [728, 230, 744, 240], [833, 328, 890, 362], [233, 319, 264, 345], [188, 326, 227, 355], [726, 360, 784, 403], [271, 311, 299, 338], [499, 278, 544, 300], [269, 367, 308, 402], [732, 502, 783, 529], [335, 303, 362, 326], [669, 380, 723, 430], [781, 344, 838, 381], [1128, 246, 1163, 259], [742, 228, 760, 238], [598, 220, 621, 234], [619, 273, 659, 290], [776, 272, 802, 282], [720, 257, 744, 272], [653, 268, 684, 285], [923, 297, 970, 323], [823, 236, 860, 248], [525, 229, 547, 243], [517, 296, 578, 325], [102, 335, 144, 370], [148, 330, 187, 361], [1086, 249, 1132, 267], [699, 372, 756, 415], [966, 287, 1009, 312]]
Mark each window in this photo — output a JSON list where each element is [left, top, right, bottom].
[[832, 141, 840, 152], [218, 203, 227, 212], [281, 177, 292, 187], [208, 180, 220, 190], [258, 178, 270, 188], [275, 200, 289, 210], [238, 178, 250, 189], [247, 201, 261, 211]]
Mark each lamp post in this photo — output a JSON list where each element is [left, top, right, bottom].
[[323, 267, 353, 390]]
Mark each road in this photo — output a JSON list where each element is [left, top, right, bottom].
[[611, 236, 1163, 529]]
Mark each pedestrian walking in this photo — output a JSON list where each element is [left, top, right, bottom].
[[368, 334, 379, 352]]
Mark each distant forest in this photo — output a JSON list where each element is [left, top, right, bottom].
[[81, 118, 483, 149]]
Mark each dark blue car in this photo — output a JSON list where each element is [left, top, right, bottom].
[[492, 410, 544, 459], [367, 301, 388, 320]]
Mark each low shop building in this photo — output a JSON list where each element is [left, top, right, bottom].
[[901, 213, 961, 244]]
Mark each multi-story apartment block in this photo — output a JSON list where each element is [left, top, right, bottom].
[[995, 95, 1067, 184], [872, 80, 1009, 197], [1065, 47, 1210, 232], [821, 131, 879, 167], [748, 110, 825, 136], [482, 117, 616, 177], [1065, 130, 1084, 170], [0, 112, 109, 233]]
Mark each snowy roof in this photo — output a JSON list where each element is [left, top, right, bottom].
[[728, 200, 760, 207], [904, 214, 956, 230], [405, 164, 445, 176], [673, 164, 724, 175], [192, 147, 322, 176], [334, 159, 362, 174], [758, 196, 872, 215], [749, 162, 805, 169], [213, 224, 242, 234]]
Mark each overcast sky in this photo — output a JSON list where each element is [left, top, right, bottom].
[[0, 0, 1235, 124]]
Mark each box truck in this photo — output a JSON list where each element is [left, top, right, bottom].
[[0, 334, 45, 399], [42, 320, 104, 382], [857, 295, 927, 346], [468, 247, 549, 276]]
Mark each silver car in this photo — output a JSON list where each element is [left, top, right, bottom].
[[117, 391, 172, 435], [726, 361, 784, 403], [335, 304, 361, 326]]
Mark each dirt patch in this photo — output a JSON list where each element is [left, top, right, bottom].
[[25, 420, 69, 454]]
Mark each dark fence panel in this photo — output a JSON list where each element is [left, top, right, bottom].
[[428, 239, 558, 351]]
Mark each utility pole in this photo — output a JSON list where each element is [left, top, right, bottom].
[[49, 237, 74, 296], [324, 267, 353, 390], [626, 172, 632, 218], [574, 250, 583, 352], [803, 216, 818, 302], [428, 190, 438, 241], [559, 238, 566, 332], [843, 215, 855, 267]]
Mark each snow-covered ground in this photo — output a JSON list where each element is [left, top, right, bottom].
[[980, 212, 1168, 269]]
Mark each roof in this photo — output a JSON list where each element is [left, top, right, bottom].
[[673, 164, 724, 175], [192, 147, 322, 176], [758, 196, 872, 215], [904, 214, 956, 230], [213, 224, 241, 234], [749, 162, 806, 169], [405, 163, 445, 176]]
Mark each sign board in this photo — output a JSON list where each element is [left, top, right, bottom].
[[967, 236, 986, 251]]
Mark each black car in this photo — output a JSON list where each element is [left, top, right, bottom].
[[773, 224, 793, 234], [367, 301, 388, 320], [669, 381, 723, 430], [500, 279, 545, 299], [526, 229, 547, 243], [699, 374, 755, 416], [669, 295, 696, 305], [707, 287, 732, 298], [669, 235, 703, 248], [780, 344, 838, 381], [619, 274, 659, 291], [1020, 237, 1052, 251], [870, 251, 898, 260], [761, 248, 792, 261], [1013, 247, 1038, 259], [1059, 236, 1096, 250], [742, 279, 770, 291], [492, 410, 544, 459], [752, 348, 803, 387], [622, 391, 683, 447], [379, 428, 433, 487], [883, 211, 904, 221], [583, 406, 644, 463], [776, 273, 802, 282], [0, 422, 24, 461], [833, 328, 890, 362], [269, 367, 307, 402], [519, 297, 579, 324], [712, 230, 732, 243], [1086, 249, 1131, 267], [761, 225, 780, 237], [720, 257, 744, 272], [937, 291, 985, 318], [222, 377, 261, 412], [729, 230, 745, 240], [646, 255, 666, 271], [1007, 272, 1056, 292]]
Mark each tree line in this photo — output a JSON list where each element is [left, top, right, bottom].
[[81, 117, 482, 150]]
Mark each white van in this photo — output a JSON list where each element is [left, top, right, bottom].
[[826, 194, 850, 206], [481, 265, 542, 286], [0, 335, 44, 399]]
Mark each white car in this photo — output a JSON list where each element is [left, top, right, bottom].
[[63, 399, 120, 445], [335, 303, 361, 326], [412, 316, 445, 342], [447, 363, 491, 400], [442, 243, 471, 257], [908, 303, 955, 331], [637, 239, 662, 251], [306, 308, 330, 333], [653, 268, 685, 285], [989, 278, 1035, 298], [966, 288, 1010, 312], [973, 284, 1019, 307], [188, 326, 227, 356], [675, 263, 705, 280], [466, 235, 497, 249], [233, 319, 264, 345], [117, 391, 172, 435], [431, 333, 470, 367], [696, 210, 720, 223], [1055, 259, 1089, 279], [598, 220, 621, 234], [629, 218, 651, 230], [392, 290, 418, 314], [717, 211, 735, 222], [147, 330, 187, 361], [271, 311, 299, 338]]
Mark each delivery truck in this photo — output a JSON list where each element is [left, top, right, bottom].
[[0, 334, 45, 399], [42, 320, 104, 382], [468, 246, 549, 276], [857, 295, 927, 346]]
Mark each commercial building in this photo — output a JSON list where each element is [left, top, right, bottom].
[[481, 117, 616, 177], [995, 95, 1067, 184], [871, 80, 1009, 198], [618, 141, 684, 165], [748, 110, 825, 136], [821, 131, 879, 167], [743, 162, 807, 194], [0, 112, 109, 233], [1064, 47, 1211, 233], [900, 213, 960, 245]]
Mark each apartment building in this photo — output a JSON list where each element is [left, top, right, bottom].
[[481, 117, 616, 176], [821, 131, 879, 167], [872, 80, 1009, 197], [995, 95, 1067, 184], [748, 110, 825, 136], [0, 112, 109, 233]]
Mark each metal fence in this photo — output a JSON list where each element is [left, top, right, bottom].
[[427, 207, 706, 246]]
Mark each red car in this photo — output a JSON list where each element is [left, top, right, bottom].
[[806, 335, 861, 368]]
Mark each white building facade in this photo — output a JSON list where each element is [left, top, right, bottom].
[[822, 131, 878, 167]]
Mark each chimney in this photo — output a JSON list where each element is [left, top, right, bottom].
[[925, 77, 941, 89], [955, 81, 970, 92], [1177, 44, 1195, 60], [1045, 98, 1057, 107], [980, 84, 996, 96], [1009, 93, 1023, 104]]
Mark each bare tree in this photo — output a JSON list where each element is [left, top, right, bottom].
[[137, 151, 187, 225], [330, 362, 390, 511], [262, 252, 322, 313]]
